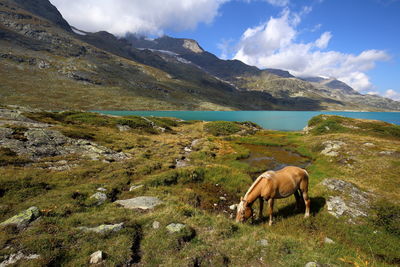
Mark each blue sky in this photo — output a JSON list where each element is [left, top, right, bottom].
[[52, 0, 400, 100]]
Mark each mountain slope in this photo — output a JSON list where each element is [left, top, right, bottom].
[[0, 0, 399, 111]]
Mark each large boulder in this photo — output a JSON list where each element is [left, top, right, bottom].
[[115, 196, 163, 210], [0, 206, 40, 230], [322, 179, 372, 222]]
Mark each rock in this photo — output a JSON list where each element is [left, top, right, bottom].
[[0, 251, 40, 266], [116, 124, 131, 132], [152, 221, 160, 229], [166, 223, 186, 233], [257, 239, 269, 247], [219, 196, 226, 201], [322, 179, 371, 221], [78, 223, 124, 234], [363, 142, 375, 147], [97, 187, 107, 192], [184, 147, 192, 152], [229, 204, 237, 210], [89, 251, 103, 264], [90, 192, 107, 205], [305, 262, 321, 267], [129, 185, 143, 191], [115, 196, 163, 210], [0, 206, 40, 229], [176, 158, 190, 168], [320, 141, 345, 157], [324, 237, 335, 244]]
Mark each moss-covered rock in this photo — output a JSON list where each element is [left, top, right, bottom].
[[0, 206, 40, 229]]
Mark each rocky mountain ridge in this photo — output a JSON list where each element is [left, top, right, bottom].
[[0, 0, 399, 111]]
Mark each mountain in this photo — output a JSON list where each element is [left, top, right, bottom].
[[0, 0, 399, 111]]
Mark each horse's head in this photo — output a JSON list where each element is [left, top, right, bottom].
[[235, 197, 253, 223]]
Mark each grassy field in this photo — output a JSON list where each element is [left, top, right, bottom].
[[0, 110, 399, 266]]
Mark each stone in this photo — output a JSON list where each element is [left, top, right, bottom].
[[0, 206, 40, 229], [305, 262, 321, 267], [229, 204, 237, 210], [129, 185, 143, 191], [320, 141, 345, 157], [322, 179, 371, 221], [258, 239, 269, 247], [184, 147, 192, 152], [115, 196, 163, 210], [0, 251, 40, 266], [90, 192, 107, 205], [78, 223, 124, 234], [324, 237, 335, 244], [363, 142, 375, 147], [152, 221, 160, 229], [219, 196, 227, 201], [97, 187, 107, 192], [166, 223, 186, 233], [116, 124, 131, 132], [89, 251, 103, 264]]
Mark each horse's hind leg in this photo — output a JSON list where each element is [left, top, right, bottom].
[[300, 179, 310, 218], [302, 191, 310, 218], [259, 197, 264, 220], [294, 190, 302, 211], [268, 198, 274, 226]]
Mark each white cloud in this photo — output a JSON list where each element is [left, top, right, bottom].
[[233, 9, 390, 92], [264, 0, 290, 7], [315, 31, 331, 49], [50, 0, 228, 36], [385, 89, 400, 101]]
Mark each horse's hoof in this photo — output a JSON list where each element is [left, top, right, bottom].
[[268, 221, 273, 226]]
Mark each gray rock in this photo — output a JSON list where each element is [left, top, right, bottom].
[[129, 185, 143, 191], [257, 239, 269, 247], [229, 204, 237, 210], [166, 223, 186, 233], [116, 124, 131, 132], [324, 237, 335, 244], [320, 141, 345, 157], [0, 207, 40, 229], [305, 262, 321, 267], [89, 251, 103, 264], [97, 187, 107, 192], [152, 221, 160, 229], [0, 251, 40, 266], [90, 192, 107, 205], [322, 179, 371, 221], [363, 142, 375, 147], [78, 223, 124, 234], [115, 196, 163, 210]]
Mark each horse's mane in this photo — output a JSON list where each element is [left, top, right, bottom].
[[244, 171, 274, 200]]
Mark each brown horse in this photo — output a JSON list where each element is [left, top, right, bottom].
[[236, 166, 310, 225]]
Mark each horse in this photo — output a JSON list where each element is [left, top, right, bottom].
[[235, 166, 310, 226]]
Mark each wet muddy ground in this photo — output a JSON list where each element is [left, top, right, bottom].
[[239, 144, 311, 178]]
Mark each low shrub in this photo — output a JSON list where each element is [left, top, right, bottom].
[[204, 121, 242, 136]]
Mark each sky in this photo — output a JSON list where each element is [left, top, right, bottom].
[[49, 0, 400, 100]]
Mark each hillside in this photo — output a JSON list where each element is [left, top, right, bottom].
[[0, 0, 399, 111], [0, 105, 399, 266]]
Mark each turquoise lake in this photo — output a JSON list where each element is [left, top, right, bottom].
[[95, 111, 400, 131]]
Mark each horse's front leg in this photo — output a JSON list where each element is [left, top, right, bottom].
[[259, 197, 264, 220], [268, 198, 274, 226]]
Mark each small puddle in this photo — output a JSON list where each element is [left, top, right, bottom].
[[239, 144, 311, 177]]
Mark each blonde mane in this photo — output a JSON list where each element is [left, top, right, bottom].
[[243, 171, 274, 201]]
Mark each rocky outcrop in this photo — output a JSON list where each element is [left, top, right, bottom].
[[0, 108, 130, 163], [0, 206, 40, 230], [322, 179, 372, 222], [115, 196, 163, 210], [320, 141, 345, 157], [0, 251, 40, 266], [78, 223, 124, 234]]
